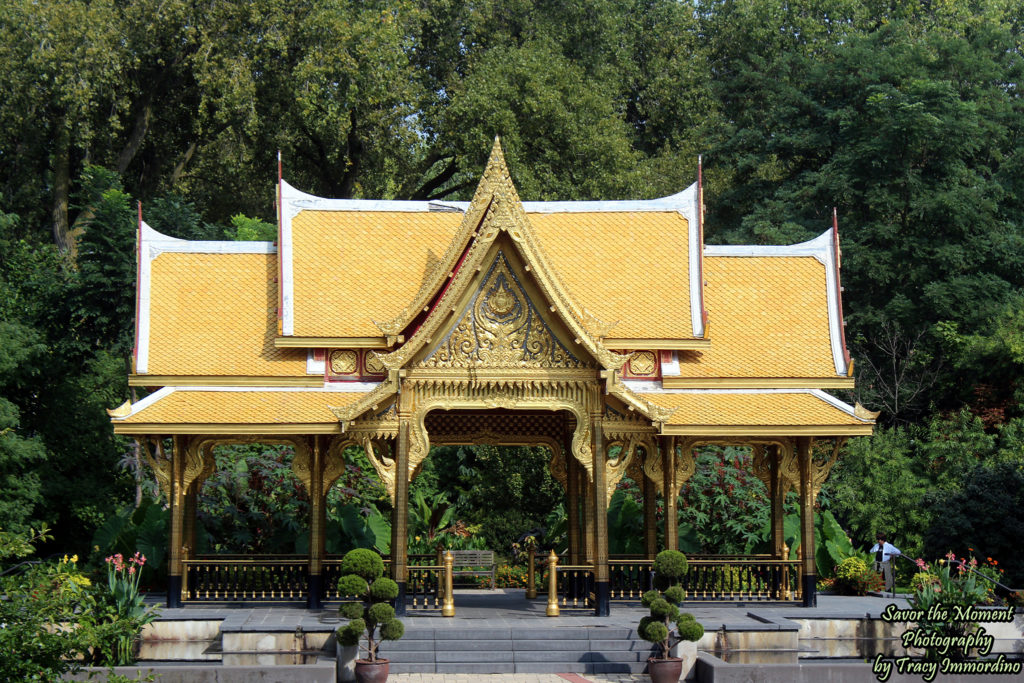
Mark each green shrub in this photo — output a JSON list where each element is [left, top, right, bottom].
[[336, 549, 403, 662], [833, 557, 883, 595], [637, 550, 701, 660]]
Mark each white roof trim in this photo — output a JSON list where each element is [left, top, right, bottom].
[[278, 179, 703, 215], [660, 351, 681, 377], [111, 383, 383, 421], [704, 229, 831, 264], [680, 183, 704, 338], [704, 229, 848, 376], [621, 384, 870, 422], [134, 222, 275, 374], [307, 350, 325, 375]]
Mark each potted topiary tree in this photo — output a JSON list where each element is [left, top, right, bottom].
[[335, 548, 405, 683], [638, 550, 705, 683]]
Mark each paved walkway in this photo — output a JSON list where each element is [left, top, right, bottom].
[[151, 589, 913, 631], [387, 676, 647, 682]]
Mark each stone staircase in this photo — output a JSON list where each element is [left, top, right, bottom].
[[387, 625, 656, 675]]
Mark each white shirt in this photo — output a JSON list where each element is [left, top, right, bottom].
[[871, 541, 901, 563]]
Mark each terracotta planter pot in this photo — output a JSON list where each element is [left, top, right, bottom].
[[354, 658, 390, 683], [647, 656, 683, 683]]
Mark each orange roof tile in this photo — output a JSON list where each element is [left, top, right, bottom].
[[529, 212, 692, 340], [146, 253, 307, 377], [287, 210, 694, 341], [115, 388, 365, 426], [291, 211, 461, 338], [682, 256, 837, 378], [642, 391, 866, 427]]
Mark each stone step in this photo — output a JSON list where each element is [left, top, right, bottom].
[[383, 626, 655, 675]]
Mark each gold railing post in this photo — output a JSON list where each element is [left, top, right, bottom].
[[546, 550, 560, 617], [436, 548, 445, 603], [782, 543, 791, 600], [526, 546, 537, 599], [442, 551, 455, 617], [181, 545, 190, 601]]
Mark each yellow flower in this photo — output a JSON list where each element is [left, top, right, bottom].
[[62, 554, 68, 563], [70, 554, 78, 564]]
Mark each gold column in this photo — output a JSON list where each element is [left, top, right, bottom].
[[642, 446, 658, 559], [797, 436, 816, 606], [581, 467, 594, 565], [662, 436, 678, 551], [168, 435, 187, 608], [442, 551, 455, 617], [590, 398, 610, 616], [391, 413, 411, 614], [183, 481, 198, 559], [566, 443, 581, 566], [768, 444, 786, 558], [308, 436, 326, 608]]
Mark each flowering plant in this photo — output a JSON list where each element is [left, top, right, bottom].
[[909, 552, 990, 661], [93, 552, 159, 665]]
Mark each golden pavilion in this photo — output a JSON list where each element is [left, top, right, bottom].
[[110, 140, 875, 614]]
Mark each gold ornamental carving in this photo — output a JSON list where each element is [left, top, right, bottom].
[[355, 435, 397, 502], [329, 350, 358, 374], [420, 251, 586, 370], [629, 351, 657, 376], [364, 352, 386, 375], [139, 438, 172, 500], [604, 437, 639, 504], [644, 440, 697, 498]]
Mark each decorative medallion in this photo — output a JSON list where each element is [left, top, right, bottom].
[[629, 351, 657, 376], [329, 349, 358, 374], [364, 352, 386, 375], [420, 251, 586, 369]]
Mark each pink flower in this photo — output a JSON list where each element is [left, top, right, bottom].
[[128, 566, 135, 575]]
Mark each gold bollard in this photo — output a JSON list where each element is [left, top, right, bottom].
[[526, 546, 537, 600], [546, 550, 560, 617], [442, 551, 455, 617]]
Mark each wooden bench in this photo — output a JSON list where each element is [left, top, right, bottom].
[[448, 550, 496, 589]]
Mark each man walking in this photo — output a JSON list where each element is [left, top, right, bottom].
[[871, 532, 901, 595]]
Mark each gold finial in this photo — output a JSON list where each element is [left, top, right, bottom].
[[854, 402, 881, 421], [107, 400, 132, 418]]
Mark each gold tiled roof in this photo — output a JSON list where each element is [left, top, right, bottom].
[[642, 391, 866, 427], [530, 212, 692, 340], [115, 389, 365, 426], [288, 210, 694, 340], [147, 253, 307, 376], [291, 211, 461, 338], [681, 256, 836, 378]]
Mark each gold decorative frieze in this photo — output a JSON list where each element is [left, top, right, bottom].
[[329, 350, 358, 375], [420, 251, 587, 370], [364, 352, 386, 375], [628, 351, 657, 376], [604, 437, 639, 504]]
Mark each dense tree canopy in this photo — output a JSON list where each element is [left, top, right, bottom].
[[1, 0, 1023, 574]]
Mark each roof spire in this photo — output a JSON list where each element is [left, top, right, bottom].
[[472, 135, 521, 209]]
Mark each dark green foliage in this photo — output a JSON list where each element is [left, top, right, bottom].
[[663, 585, 685, 604], [639, 620, 668, 644], [678, 446, 770, 554], [367, 602, 395, 625], [379, 618, 404, 641], [677, 618, 704, 643], [649, 598, 678, 621], [341, 549, 385, 581], [339, 601, 363, 620], [639, 548, 698, 659], [369, 577, 399, 601], [337, 622, 362, 647], [337, 549, 402, 662], [922, 460, 1024, 587], [653, 550, 688, 581], [337, 575, 369, 598]]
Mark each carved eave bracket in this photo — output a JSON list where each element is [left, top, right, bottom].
[[643, 439, 697, 498], [328, 376, 400, 430]]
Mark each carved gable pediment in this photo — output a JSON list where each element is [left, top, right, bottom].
[[418, 248, 590, 370]]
